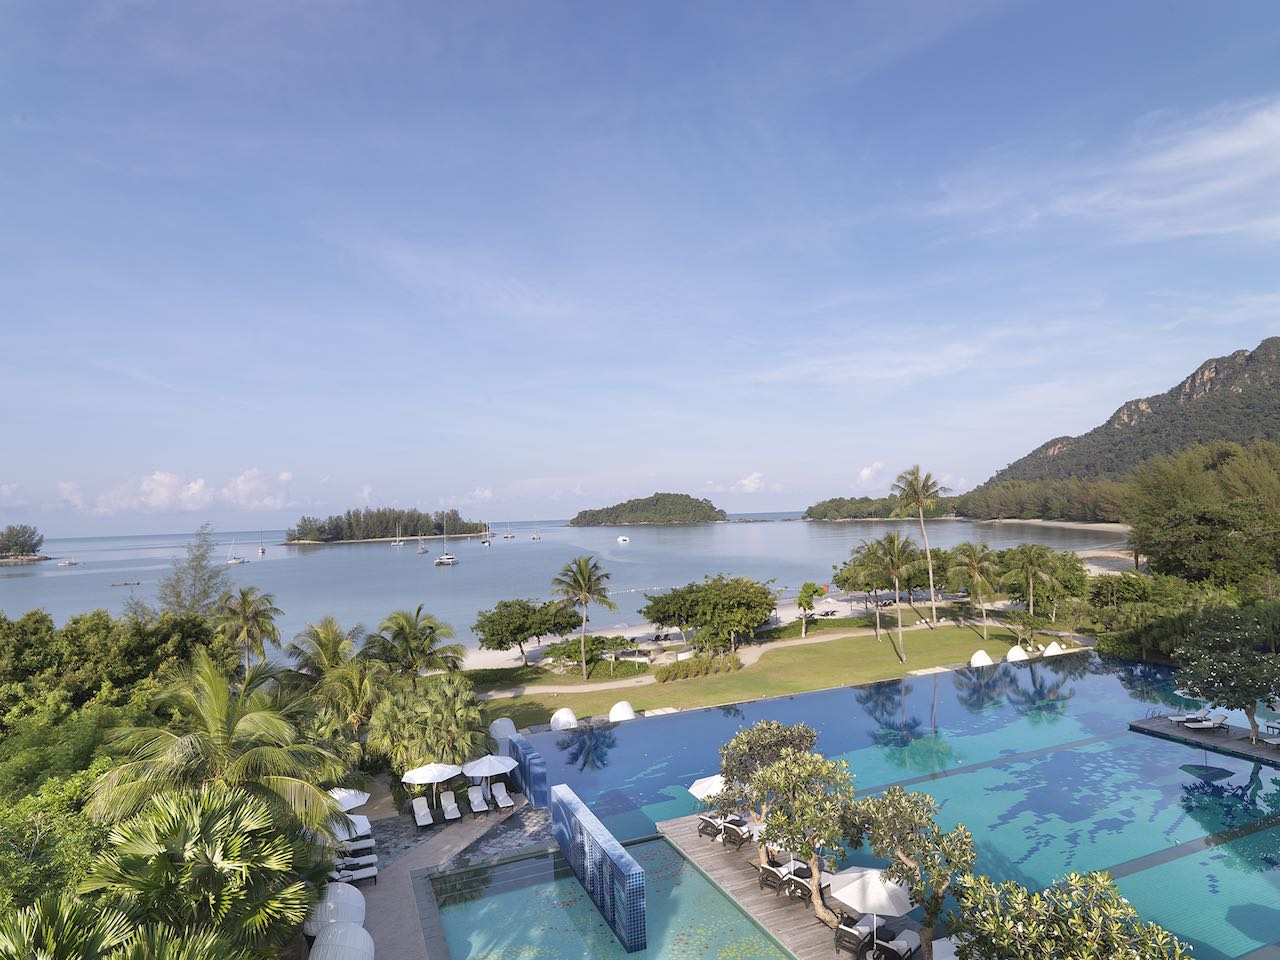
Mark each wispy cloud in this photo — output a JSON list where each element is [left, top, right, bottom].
[[82, 468, 295, 515], [0, 483, 23, 507], [705, 471, 773, 494]]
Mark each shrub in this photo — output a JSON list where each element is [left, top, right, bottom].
[[655, 655, 743, 682], [1094, 632, 1143, 659]]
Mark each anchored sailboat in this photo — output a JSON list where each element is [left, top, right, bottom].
[[417, 531, 428, 555], [391, 523, 404, 548], [227, 539, 249, 565], [434, 517, 457, 566]]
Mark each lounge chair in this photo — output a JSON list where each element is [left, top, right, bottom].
[[440, 791, 463, 822], [1185, 713, 1229, 732], [335, 853, 378, 869], [492, 782, 516, 810], [412, 796, 435, 829], [876, 929, 923, 958], [834, 914, 880, 955], [722, 821, 751, 850], [782, 874, 813, 904], [1262, 737, 1280, 749], [1170, 708, 1210, 724], [697, 814, 724, 840], [329, 866, 378, 885], [337, 837, 376, 854], [467, 785, 490, 817], [758, 863, 790, 895]]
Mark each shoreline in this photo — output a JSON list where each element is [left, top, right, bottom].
[[987, 518, 1130, 535], [286, 532, 493, 546]]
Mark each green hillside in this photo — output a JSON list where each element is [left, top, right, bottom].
[[569, 492, 727, 526]]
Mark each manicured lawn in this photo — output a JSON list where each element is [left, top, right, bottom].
[[482, 624, 1024, 728]]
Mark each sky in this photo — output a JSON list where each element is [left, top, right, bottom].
[[3, 1, 1280, 536]]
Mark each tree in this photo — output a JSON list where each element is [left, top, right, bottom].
[[688, 575, 775, 654], [284, 616, 365, 686], [149, 524, 233, 619], [751, 749, 856, 928], [892, 466, 949, 625], [472, 599, 577, 667], [368, 605, 463, 676], [80, 787, 320, 953], [640, 584, 700, 643], [834, 540, 891, 642], [1175, 620, 1280, 742], [0, 524, 43, 558], [876, 533, 920, 662], [858, 787, 975, 959], [951, 871, 1190, 960], [947, 543, 999, 641], [88, 649, 345, 830], [551, 556, 618, 680], [419, 674, 489, 766], [796, 582, 823, 639], [713, 720, 818, 867], [214, 586, 283, 673], [1001, 544, 1058, 618]]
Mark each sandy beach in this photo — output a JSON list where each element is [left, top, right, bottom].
[[987, 518, 1130, 535]]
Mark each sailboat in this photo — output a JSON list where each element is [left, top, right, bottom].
[[417, 530, 428, 555], [530, 527, 542, 541], [502, 522, 515, 540], [481, 522, 492, 547], [391, 523, 404, 548], [227, 539, 249, 565], [257, 534, 266, 557], [434, 517, 458, 566]]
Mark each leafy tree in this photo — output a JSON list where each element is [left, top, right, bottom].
[[795, 582, 824, 639], [858, 786, 975, 958], [418, 674, 488, 766], [1001, 543, 1058, 617], [543, 634, 628, 675], [689, 575, 775, 654], [80, 787, 320, 952], [947, 543, 999, 641], [147, 524, 233, 619], [1005, 611, 1049, 649], [834, 540, 891, 642], [473, 599, 579, 666], [551, 556, 618, 680], [713, 720, 818, 867], [752, 749, 856, 928], [89, 649, 345, 830], [892, 465, 949, 625], [1175, 618, 1280, 742], [640, 584, 701, 642], [0, 524, 43, 558], [368, 604, 463, 676], [286, 506, 486, 542], [951, 871, 1190, 960], [311, 655, 387, 744], [214, 586, 282, 673]]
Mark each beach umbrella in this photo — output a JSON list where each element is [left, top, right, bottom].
[[327, 787, 370, 812], [687, 774, 724, 801], [463, 754, 519, 799], [402, 762, 463, 805], [829, 869, 913, 943], [332, 814, 371, 843]]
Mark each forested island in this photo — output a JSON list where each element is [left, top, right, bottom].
[[804, 478, 1126, 523], [286, 507, 487, 542], [569, 492, 727, 526]]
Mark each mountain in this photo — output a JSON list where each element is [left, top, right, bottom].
[[989, 337, 1280, 483], [568, 492, 727, 526]]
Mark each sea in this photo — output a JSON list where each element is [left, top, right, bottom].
[[0, 514, 1126, 647]]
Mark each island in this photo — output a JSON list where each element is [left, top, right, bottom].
[[285, 507, 487, 543], [568, 492, 727, 526]]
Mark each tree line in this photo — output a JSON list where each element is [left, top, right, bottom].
[[286, 506, 487, 542], [0, 523, 44, 558]]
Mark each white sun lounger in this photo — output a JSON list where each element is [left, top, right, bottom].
[[877, 929, 922, 959], [467, 785, 490, 817], [335, 854, 378, 869], [440, 791, 462, 821], [329, 865, 378, 885], [492, 782, 516, 810], [1184, 713, 1228, 731], [1170, 708, 1210, 724], [412, 796, 435, 829], [337, 837, 376, 854]]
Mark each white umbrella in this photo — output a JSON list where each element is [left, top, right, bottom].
[[463, 754, 519, 800], [829, 869, 913, 944], [401, 762, 462, 786], [327, 787, 370, 812], [303, 882, 365, 937], [688, 774, 725, 801], [332, 814, 371, 843]]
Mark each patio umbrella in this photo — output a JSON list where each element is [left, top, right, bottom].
[[463, 754, 518, 799], [829, 869, 913, 943], [687, 774, 724, 801], [327, 787, 370, 812], [402, 762, 463, 805], [332, 814, 371, 843]]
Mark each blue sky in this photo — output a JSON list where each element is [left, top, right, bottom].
[[4, 1, 1280, 536]]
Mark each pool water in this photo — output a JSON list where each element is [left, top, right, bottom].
[[432, 838, 789, 959], [524, 653, 1280, 960]]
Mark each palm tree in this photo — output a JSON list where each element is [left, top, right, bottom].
[[315, 655, 388, 742], [215, 586, 283, 673], [89, 648, 345, 829], [1002, 543, 1059, 618], [551, 555, 618, 680], [285, 615, 364, 685], [891, 465, 949, 626], [843, 540, 890, 642], [368, 604, 464, 676], [81, 787, 320, 953], [875, 532, 920, 662], [422, 674, 489, 765], [947, 542, 1000, 641]]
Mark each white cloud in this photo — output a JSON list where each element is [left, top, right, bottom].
[[857, 462, 884, 486], [75, 468, 294, 515], [56, 481, 84, 510], [221, 468, 293, 510], [705, 471, 769, 494], [0, 483, 21, 506], [358, 483, 375, 506], [464, 486, 493, 503]]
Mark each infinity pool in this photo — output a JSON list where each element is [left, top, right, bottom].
[[525, 653, 1280, 960]]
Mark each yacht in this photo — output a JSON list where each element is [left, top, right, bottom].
[[481, 522, 492, 546], [57, 558, 79, 567], [502, 522, 515, 540], [257, 535, 266, 557], [227, 540, 249, 565], [391, 523, 404, 548], [417, 532, 428, 555], [616, 535, 629, 544], [530, 528, 542, 541], [433, 552, 458, 566]]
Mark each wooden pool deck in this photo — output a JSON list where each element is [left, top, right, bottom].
[[1129, 715, 1280, 768]]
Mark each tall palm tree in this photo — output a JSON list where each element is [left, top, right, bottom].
[[947, 542, 1000, 641], [368, 604, 464, 676], [875, 532, 920, 662], [89, 648, 345, 829], [215, 586, 283, 673], [315, 656, 388, 742], [285, 615, 364, 685], [1002, 543, 1059, 618], [891, 465, 949, 626], [551, 555, 618, 680], [81, 787, 320, 953]]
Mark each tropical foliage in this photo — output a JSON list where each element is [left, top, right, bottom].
[[0, 523, 43, 558], [551, 555, 618, 680], [472, 598, 581, 666], [569, 492, 726, 525], [215, 585, 283, 672], [368, 604, 465, 675], [287, 507, 485, 542]]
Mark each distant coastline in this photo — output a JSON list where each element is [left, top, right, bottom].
[[0, 554, 50, 566], [286, 532, 491, 545]]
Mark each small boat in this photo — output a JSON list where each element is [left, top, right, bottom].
[[530, 528, 542, 541], [257, 534, 266, 557], [416, 532, 428, 555], [391, 523, 404, 548], [482, 538, 492, 547], [617, 536, 629, 544], [502, 522, 515, 540], [433, 553, 458, 566], [111, 580, 141, 587], [227, 540, 249, 565], [57, 558, 79, 567]]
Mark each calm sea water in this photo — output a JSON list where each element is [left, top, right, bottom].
[[0, 515, 1124, 646]]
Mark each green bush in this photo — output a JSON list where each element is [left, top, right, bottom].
[[1094, 632, 1143, 659], [655, 655, 743, 682]]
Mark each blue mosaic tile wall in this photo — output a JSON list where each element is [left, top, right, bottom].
[[502, 733, 548, 809], [550, 784, 647, 953]]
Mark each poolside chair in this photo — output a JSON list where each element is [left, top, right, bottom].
[[335, 854, 378, 869], [337, 837, 376, 854], [328, 865, 378, 885], [697, 814, 724, 840], [1184, 713, 1229, 732], [782, 873, 813, 904], [440, 791, 463, 822], [412, 796, 435, 829], [876, 928, 923, 958], [1263, 737, 1280, 749], [1170, 707, 1210, 725], [758, 863, 789, 896], [467, 785, 490, 817], [492, 782, 516, 810], [833, 914, 880, 955], [722, 821, 751, 850]]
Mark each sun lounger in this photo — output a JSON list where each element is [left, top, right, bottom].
[[329, 865, 378, 885], [722, 821, 751, 850], [492, 782, 516, 810], [337, 837, 376, 854], [758, 863, 790, 895], [834, 915, 881, 955], [876, 929, 922, 958], [697, 814, 724, 840], [1170, 708, 1210, 724], [467, 785, 490, 817], [1262, 737, 1280, 748], [336, 854, 378, 869], [440, 790, 463, 822], [412, 796, 434, 829], [1185, 713, 1229, 732]]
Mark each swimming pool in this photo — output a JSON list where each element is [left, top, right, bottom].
[[432, 838, 790, 959], [524, 653, 1280, 960]]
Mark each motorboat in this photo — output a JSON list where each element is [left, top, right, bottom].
[[57, 558, 79, 566], [433, 553, 458, 566], [616, 536, 629, 544]]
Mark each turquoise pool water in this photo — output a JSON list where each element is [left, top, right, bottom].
[[433, 838, 789, 959], [523, 653, 1280, 959]]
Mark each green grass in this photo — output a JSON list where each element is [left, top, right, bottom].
[[482, 624, 1023, 728], [465, 658, 647, 692]]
